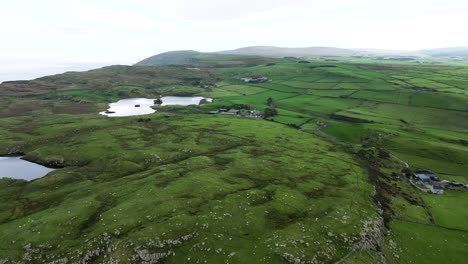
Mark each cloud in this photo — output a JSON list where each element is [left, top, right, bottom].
[[1, 0, 468, 66], [73, 2, 173, 31], [170, 0, 338, 21]]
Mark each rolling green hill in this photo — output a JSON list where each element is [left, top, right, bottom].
[[135, 50, 202, 66], [135, 50, 278, 67], [0, 55, 467, 263]]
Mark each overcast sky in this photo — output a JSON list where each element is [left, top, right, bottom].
[[1, 0, 468, 81]]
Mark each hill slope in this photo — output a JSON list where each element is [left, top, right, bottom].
[[135, 50, 202, 66], [135, 50, 278, 67], [215, 46, 356, 57]]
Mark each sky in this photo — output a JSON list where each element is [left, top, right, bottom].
[[1, 0, 468, 81]]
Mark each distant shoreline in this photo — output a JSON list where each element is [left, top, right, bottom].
[[0, 60, 115, 83]]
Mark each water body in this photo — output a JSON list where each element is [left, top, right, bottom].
[[100, 96, 212, 117], [0, 57, 109, 83], [0, 157, 55, 181]]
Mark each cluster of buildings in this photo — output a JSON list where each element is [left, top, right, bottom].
[[208, 108, 262, 118], [412, 169, 468, 195]]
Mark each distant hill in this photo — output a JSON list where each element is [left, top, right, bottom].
[[135, 50, 278, 67], [421, 47, 468, 58], [352, 48, 424, 56], [135, 50, 202, 66], [136, 46, 356, 66], [136, 46, 468, 66], [215, 46, 356, 57]]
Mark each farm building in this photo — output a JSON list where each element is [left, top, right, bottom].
[[414, 169, 438, 181], [211, 108, 262, 118], [414, 173, 431, 182], [220, 109, 240, 115], [241, 77, 269, 83], [411, 169, 468, 195]]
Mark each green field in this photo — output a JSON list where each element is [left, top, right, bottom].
[[0, 56, 467, 263], [382, 220, 468, 264]]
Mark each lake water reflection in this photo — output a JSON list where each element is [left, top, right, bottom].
[[99, 97, 212, 117], [0, 157, 55, 181]]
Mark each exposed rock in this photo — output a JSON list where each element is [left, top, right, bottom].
[[282, 253, 318, 264], [42, 157, 65, 168], [353, 216, 385, 251], [154, 98, 163, 105], [6, 145, 25, 155], [199, 98, 210, 105]]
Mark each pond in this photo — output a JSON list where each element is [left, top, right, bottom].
[[99, 96, 212, 117], [0, 157, 55, 181]]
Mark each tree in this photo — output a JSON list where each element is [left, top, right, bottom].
[[264, 108, 278, 118], [267, 97, 275, 109]]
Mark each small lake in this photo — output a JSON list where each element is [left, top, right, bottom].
[[100, 96, 212, 117], [0, 157, 55, 181]]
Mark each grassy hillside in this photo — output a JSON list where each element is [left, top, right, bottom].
[[135, 50, 203, 66], [0, 113, 377, 263], [0, 65, 219, 97], [135, 50, 278, 67], [0, 56, 467, 263], [204, 62, 468, 180]]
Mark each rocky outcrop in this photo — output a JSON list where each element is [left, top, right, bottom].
[[352, 216, 386, 251], [2, 232, 198, 264]]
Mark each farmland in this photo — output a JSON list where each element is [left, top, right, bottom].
[[0, 56, 467, 263]]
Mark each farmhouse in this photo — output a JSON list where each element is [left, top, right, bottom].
[[414, 173, 431, 182], [241, 77, 269, 83], [411, 168, 468, 195], [413, 169, 438, 181], [210, 108, 262, 118], [220, 109, 240, 115], [412, 169, 443, 194]]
